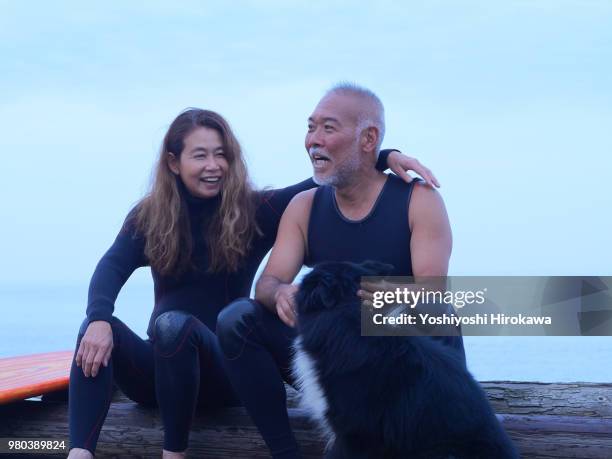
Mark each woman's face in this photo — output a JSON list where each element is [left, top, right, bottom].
[[168, 127, 229, 199]]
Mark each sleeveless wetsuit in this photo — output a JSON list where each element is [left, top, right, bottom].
[[306, 173, 414, 274], [306, 173, 465, 354], [219, 173, 464, 459]]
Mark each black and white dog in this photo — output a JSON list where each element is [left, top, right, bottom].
[[293, 261, 518, 459]]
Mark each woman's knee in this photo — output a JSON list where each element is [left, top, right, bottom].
[[153, 310, 194, 355], [216, 298, 260, 357]]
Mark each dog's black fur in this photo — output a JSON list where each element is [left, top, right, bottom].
[[294, 261, 519, 459]]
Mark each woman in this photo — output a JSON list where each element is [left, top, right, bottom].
[[68, 108, 438, 459]]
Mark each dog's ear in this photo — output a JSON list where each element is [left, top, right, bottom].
[[308, 280, 337, 310], [297, 271, 337, 313], [359, 260, 394, 277]]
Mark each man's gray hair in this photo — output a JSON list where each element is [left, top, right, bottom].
[[325, 82, 386, 151]]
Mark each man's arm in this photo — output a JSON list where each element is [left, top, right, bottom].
[[409, 183, 452, 277], [255, 190, 314, 326]]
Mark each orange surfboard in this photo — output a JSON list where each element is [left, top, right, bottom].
[[0, 351, 73, 404]]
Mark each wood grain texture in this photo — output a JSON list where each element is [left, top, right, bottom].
[[481, 381, 612, 418], [1, 382, 610, 458]]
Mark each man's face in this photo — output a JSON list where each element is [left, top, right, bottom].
[[305, 93, 362, 187]]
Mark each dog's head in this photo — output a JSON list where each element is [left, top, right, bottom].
[[296, 260, 394, 314]]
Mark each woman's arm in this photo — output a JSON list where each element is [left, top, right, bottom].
[[86, 211, 148, 323], [377, 150, 440, 188], [77, 210, 148, 377]]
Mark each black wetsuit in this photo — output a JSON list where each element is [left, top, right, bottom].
[[69, 179, 316, 453], [307, 174, 465, 353], [217, 174, 465, 459], [306, 173, 415, 273], [69, 151, 395, 454]]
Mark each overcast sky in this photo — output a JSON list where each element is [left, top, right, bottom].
[[1, 0, 610, 288]]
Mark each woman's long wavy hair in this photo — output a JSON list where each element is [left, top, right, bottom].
[[135, 108, 259, 276]]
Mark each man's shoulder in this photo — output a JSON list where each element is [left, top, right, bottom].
[[385, 174, 442, 206], [283, 188, 317, 223], [408, 180, 448, 228], [289, 188, 317, 208], [410, 179, 440, 199]]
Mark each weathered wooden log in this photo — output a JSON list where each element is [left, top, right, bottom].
[[0, 382, 610, 458], [480, 381, 612, 418]]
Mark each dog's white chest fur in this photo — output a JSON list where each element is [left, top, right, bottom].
[[292, 337, 333, 438]]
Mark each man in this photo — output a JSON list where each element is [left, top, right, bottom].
[[216, 83, 465, 459]]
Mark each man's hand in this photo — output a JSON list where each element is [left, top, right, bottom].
[[75, 321, 113, 378], [387, 150, 440, 188], [274, 283, 299, 327], [358, 278, 451, 316], [358, 278, 390, 306]]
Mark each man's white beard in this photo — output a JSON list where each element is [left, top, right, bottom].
[[313, 146, 361, 188]]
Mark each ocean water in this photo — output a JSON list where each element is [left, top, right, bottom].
[[1, 283, 611, 383]]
